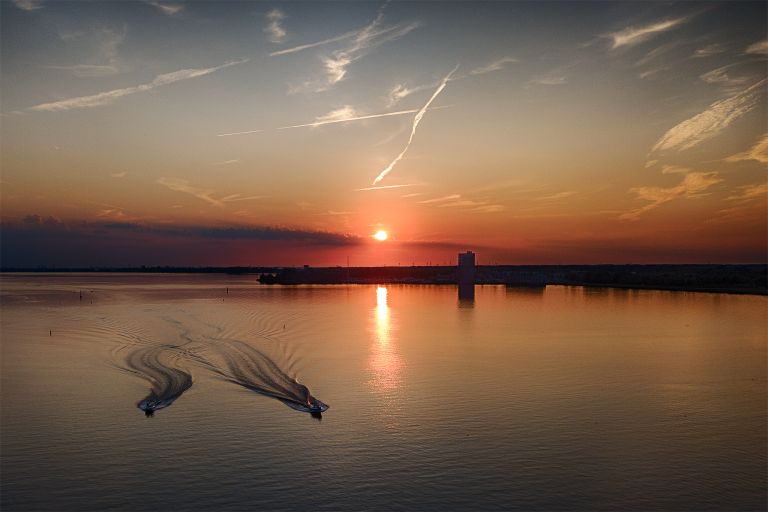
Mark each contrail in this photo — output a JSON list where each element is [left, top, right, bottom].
[[216, 106, 450, 137], [29, 59, 247, 112], [278, 108, 420, 130], [269, 31, 357, 57], [355, 183, 417, 191], [217, 128, 264, 137], [372, 65, 459, 185]]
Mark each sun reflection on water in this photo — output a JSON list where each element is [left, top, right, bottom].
[[369, 286, 402, 393], [376, 286, 390, 344]]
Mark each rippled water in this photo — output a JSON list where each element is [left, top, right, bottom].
[[1, 274, 766, 511]]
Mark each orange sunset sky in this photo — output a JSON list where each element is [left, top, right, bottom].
[[1, 1, 766, 266]]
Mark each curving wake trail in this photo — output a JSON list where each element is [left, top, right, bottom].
[[199, 339, 328, 415], [117, 344, 193, 417]]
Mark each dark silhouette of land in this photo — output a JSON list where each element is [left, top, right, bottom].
[[2, 264, 765, 295]]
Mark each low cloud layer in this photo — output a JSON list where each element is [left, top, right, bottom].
[[1, 216, 363, 267]]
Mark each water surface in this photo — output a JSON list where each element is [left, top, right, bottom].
[[1, 274, 766, 511]]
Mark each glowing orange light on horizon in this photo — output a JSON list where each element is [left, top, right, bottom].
[[373, 230, 388, 241]]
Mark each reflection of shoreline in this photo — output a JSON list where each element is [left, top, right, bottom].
[[257, 265, 767, 295], [368, 287, 403, 392]]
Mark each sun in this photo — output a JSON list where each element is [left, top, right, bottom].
[[373, 230, 388, 241]]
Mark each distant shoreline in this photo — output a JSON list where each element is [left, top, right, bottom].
[[1, 264, 765, 296]]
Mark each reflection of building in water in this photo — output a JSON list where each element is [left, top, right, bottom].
[[458, 251, 475, 302], [369, 286, 402, 392]]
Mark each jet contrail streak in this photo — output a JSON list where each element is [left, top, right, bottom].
[[355, 184, 417, 191], [372, 65, 459, 185], [269, 31, 357, 56], [216, 106, 451, 137], [277, 108, 419, 130], [217, 129, 264, 137]]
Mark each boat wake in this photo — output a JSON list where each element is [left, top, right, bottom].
[[106, 307, 326, 418], [199, 339, 328, 415], [117, 344, 193, 417]]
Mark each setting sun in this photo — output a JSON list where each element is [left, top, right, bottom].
[[373, 230, 388, 241]]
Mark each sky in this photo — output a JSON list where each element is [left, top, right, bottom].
[[1, 0, 766, 267]]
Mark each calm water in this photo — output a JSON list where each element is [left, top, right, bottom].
[[1, 274, 766, 511]]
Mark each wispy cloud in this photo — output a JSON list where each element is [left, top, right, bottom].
[[214, 159, 240, 166], [157, 178, 264, 206], [652, 78, 767, 152], [47, 26, 126, 77], [281, 5, 419, 91], [699, 64, 753, 93], [386, 82, 436, 107], [638, 67, 667, 80], [438, 199, 489, 208], [417, 194, 461, 204], [745, 39, 768, 56], [621, 171, 722, 220], [469, 56, 517, 76], [473, 205, 505, 213], [607, 17, 688, 49], [86, 200, 138, 221], [12, 0, 43, 11], [416, 193, 504, 213], [29, 59, 246, 112], [635, 41, 679, 67], [96, 208, 130, 221], [269, 31, 357, 57], [314, 105, 357, 124], [534, 191, 577, 201], [372, 65, 458, 185], [110, 171, 127, 178], [355, 184, 417, 191], [661, 165, 693, 174], [725, 182, 768, 202], [220, 193, 266, 202], [157, 177, 223, 206], [144, 1, 184, 16], [320, 19, 419, 89], [528, 74, 567, 86], [264, 8, 287, 43], [693, 43, 726, 58], [725, 134, 768, 164]]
